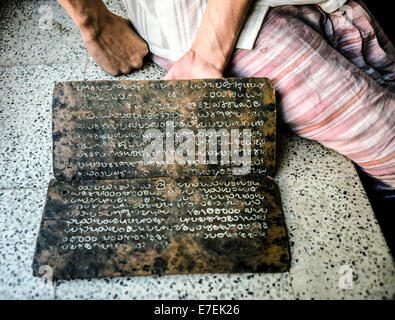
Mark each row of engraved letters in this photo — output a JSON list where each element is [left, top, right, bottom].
[[75, 151, 263, 159], [76, 109, 267, 121], [75, 79, 265, 92], [69, 186, 258, 197], [73, 179, 259, 191], [62, 222, 266, 238], [76, 119, 266, 130], [65, 207, 268, 218], [63, 213, 266, 227], [76, 138, 265, 150], [68, 197, 264, 208], [60, 230, 266, 250], [78, 167, 267, 178], [62, 229, 266, 245], [78, 91, 263, 101], [75, 157, 265, 170], [78, 100, 263, 111], [76, 130, 265, 140]]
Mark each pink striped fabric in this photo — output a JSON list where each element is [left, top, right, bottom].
[[152, 0, 395, 190]]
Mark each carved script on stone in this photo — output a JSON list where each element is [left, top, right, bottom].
[[33, 78, 290, 280]]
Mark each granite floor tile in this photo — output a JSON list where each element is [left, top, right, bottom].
[[0, 241, 55, 299], [0, 63, 85, 189], [55, 272, 294, 300], [102, 0, 130, 17], [1, 0, 393, 297], [0, 188, 54, 299], [0, 0, 85, 66], [274, 133, 395, 299], [0, 0, 135, 67], [0, 188, 47, 243]]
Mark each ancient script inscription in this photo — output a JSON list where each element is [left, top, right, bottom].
[[33, 176, 290, 279], [32, 78, 290, 280], [52, 78, 276, 180]]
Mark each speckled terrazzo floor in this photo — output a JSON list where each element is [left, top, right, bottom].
[[0, 0, 394, 300]]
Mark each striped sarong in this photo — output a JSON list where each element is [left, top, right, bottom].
[[152, 0, 395, 190]]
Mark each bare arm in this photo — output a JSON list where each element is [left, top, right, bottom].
[[164, 0, 252, 80], [58, 0, 148, 76]]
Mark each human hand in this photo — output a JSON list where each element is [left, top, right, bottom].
[[164, 49, 223, 80], [164, 0, 251, 80], [80, 12, 149, 76]]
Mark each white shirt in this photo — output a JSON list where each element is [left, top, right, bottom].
[[121, 0, 347, 61]]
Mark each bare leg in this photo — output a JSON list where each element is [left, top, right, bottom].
[[58, 0, 148, 76]]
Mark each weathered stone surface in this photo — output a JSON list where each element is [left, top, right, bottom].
[[33, 78, 290, 280], [33, 176, 290, 280], [52, 78, 276, 180]]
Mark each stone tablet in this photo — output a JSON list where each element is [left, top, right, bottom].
[[33, 78, 291, 280], [33, 176, 289, 279], [51, 78, 276, 180]]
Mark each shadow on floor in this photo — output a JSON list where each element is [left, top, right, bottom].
[[355, 166, 395, 259]]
